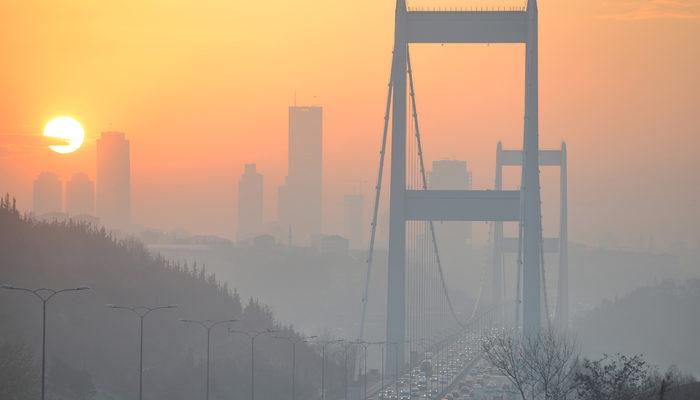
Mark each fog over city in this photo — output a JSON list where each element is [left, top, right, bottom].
[[1, 1, 699, 400]]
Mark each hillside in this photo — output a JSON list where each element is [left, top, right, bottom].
[[576, 278, 700, 377], [0, 197, 343, 400]]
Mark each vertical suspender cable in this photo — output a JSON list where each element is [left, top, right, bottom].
[[540, 225, 552, 326], [406, 48, 466, 330]]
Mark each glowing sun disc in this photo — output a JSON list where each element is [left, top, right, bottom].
[[44, 116, 85, 154]]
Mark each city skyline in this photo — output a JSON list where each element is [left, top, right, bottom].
[[1, 2, 699, 400], [0, 0, 698, 251]]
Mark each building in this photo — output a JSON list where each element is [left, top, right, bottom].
[[237, 163, 264, 241], [33, 171, 62, 216], [428, 159, 473, 274], [318, 235, 349, 256], [429, 159, 472, 191], [66, 172, 95, 216], [343, 194, 364, 249], [96, 132, 130, 230], [277, 106, 323, 245]]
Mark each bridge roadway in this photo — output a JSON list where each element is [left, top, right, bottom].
[[365, 330, 488, 400]]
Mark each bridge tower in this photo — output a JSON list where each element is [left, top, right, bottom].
[[385, 0, 544, 374], [492, 142, 569, 328]]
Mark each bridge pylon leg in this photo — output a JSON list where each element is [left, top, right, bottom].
[[521, 0, 544, 336], [491, 143, 505, 327], [555, 142, 569, 329], [386, 0, 408, 376]]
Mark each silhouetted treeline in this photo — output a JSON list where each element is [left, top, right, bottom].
[[0, 196, 347, 400]]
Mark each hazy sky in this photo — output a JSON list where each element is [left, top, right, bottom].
[[1, 0, 698, 250]]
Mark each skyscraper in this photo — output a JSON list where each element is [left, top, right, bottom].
[[237, 163, 264, 241], [66, 172, 95, 216], [96, 132, 130, 230], [428, 159, 472, 276], [278, 106, 323, 245], [32, 171, 62, 216], [429, 159, 472, 192], [343, 194, 364, 249]]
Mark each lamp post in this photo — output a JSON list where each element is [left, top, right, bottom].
[[320, 339, 344, 400], [380, 342, 385, 397], [361, 341, 384, 400], [355, 341, 369, 400], [180, 319, 237, 400], [273, 335, 317, 400], [230, 329, 275, 400], [107, 304, 177, 400], [342, 342, 354, 400], [1, 284, 90, 400]]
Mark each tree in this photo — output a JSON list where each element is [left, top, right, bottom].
[[481, 327, 580, 400], [0, 339, 40, 400], [575, 353, 654, 400], [649, 365, 697, 400], [0, 197, 330, 400]]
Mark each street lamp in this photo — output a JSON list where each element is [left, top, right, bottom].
[[319, 339, 344, 400], [379, 342, 385, 397], [1, 284, 90, 400], [272, 334, 317, 400], [358, 341, 385, 400], [356, 341, 372, 400], [341, 342, 354, 400], [106, 304, 177, 400], [180, 319, 237, 400], [230, 329, 276, 400]]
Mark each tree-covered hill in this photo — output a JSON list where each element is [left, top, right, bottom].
[[0, 196, 343, 400], [577, 278, 700, 377]]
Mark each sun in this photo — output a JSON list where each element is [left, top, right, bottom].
[[43, 116, 85, 154]]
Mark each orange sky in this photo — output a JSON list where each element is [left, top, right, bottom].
[[1, 0, 699, 250]]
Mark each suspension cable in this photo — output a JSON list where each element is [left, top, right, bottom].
[[406, 48, 466, 329], [515, 222, 523, 327], [540, 206, 552, 326], [357, 58, 394, 344], [470, 240, 489, 320]]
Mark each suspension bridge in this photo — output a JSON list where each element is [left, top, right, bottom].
[[354, 1, 569, 397]]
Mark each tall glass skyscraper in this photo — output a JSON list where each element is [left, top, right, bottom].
[[278, 106, 323, 245]]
